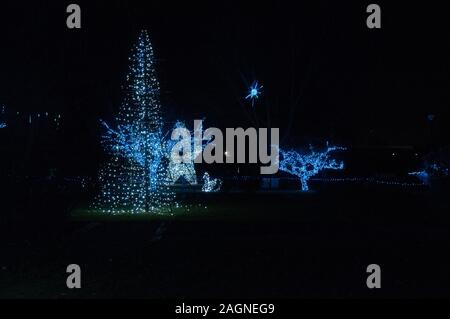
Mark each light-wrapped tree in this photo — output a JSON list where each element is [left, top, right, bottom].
[[94, 30, 174, 214]]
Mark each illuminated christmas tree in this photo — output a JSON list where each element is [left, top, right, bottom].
[[94, 30, 175, 214]]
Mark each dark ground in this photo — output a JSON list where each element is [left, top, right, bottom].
[[1, 183, 450, 299]]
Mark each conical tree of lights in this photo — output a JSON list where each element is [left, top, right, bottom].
[[94, 30, 175, 214]]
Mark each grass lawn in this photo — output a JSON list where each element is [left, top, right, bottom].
[[69, 191, 320, 222]]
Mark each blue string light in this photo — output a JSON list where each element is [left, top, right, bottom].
[[278, 145, 346, 191], [0, 105, 5, 128], [202, 172, 222, 192], [165, 121, 201, 185], [311, 177, 426, 187], [94, 30, 175, 215]]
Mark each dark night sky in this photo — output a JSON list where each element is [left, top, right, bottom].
[[0, 1, 448, 175]]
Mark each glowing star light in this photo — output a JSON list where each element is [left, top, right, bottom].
[[245, 81, 262, 107]]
